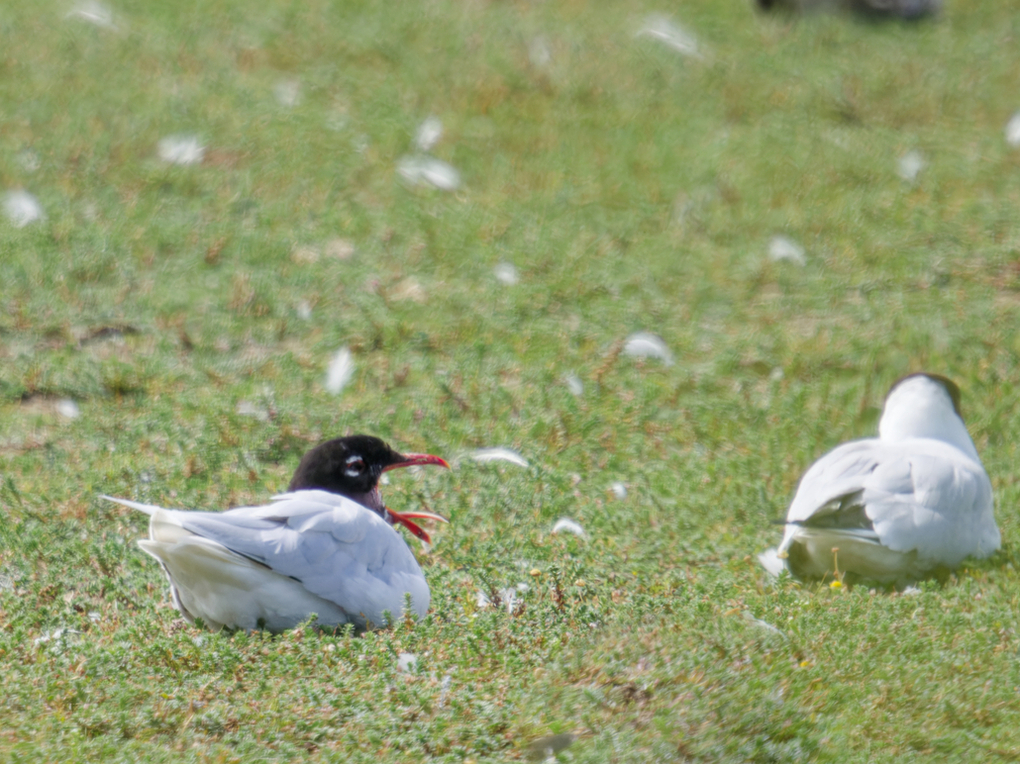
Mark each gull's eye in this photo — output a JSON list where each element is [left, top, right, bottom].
[[344, 455, 366, 478]]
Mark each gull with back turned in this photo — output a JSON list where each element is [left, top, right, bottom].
[[761, 374, 1000, 584]]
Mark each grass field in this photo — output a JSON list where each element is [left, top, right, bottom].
[[2, 0, 1020, 761]]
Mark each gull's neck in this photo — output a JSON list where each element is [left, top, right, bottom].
[[879, 378, 981, 463]]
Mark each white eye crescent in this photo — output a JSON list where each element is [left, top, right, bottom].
[[344, 456, 366, 478]]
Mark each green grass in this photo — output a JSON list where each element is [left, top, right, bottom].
[[2, 0, 1020, 760]]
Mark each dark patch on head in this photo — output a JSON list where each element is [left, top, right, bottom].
[[887, 373, 962, 417], [288, 435, 408, 498]]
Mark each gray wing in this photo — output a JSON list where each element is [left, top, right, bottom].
[[110, 490, 429, 623], [781, 438, 999, 566]]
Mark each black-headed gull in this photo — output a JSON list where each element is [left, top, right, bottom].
[[104, 435, 449, 632], [762, 374, 1000, 584]]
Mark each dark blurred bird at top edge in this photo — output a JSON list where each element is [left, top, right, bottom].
[[757, 0, 942, 20]]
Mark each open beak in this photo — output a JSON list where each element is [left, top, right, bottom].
[[386, 507, 449, 544], [384, 451, 451, 544]]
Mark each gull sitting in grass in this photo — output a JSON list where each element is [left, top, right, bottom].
[[761, 374, 1000, 585], [104, 435, 449, 632]]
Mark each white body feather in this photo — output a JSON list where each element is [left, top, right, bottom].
[[105, 490, 430, 632], [770, 376, 1000, 583]]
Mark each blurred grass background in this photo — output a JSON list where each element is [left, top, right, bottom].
[[1, 0, 1019, 761]]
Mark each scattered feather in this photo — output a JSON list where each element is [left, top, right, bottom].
[[291, 245, 320, 264], [611, 482, 627, 499], [437, 674, 452, 707], [494, 262, 519, 285], [273, 79, 301, 108], [525, 733, 576, 762], [637, 15, 705, 59], [768, 235, 806, 266], [743, 611, 788, 640], [415, 116, 443, 152], [1006, 112, 1020, 147], [324, 347, 355, 395], [390, 277, 426, 303], [552, 518, 586, 537], [4, 191, 44, 228], [325, 238, 355, 260], [296, 300, 313, 320], [34, 628, 80, 646], [158, 135, 205, 166], [66, 0, 116, 29], [529, 36, 552, 68], [564, 373, 583, 396], [397, 155, 461, 191], [469, 448, 529, 468], [901, 585, 922, 597], [56, 399, 81, 420], [758, 548, 786, 578], [236, 400, 270, 422], [897, 150, 925, 182], [397, 653, 418, 673], [17, 149, 40, 173], [623, 332, 674, 365], [475, 589, 491, 608]]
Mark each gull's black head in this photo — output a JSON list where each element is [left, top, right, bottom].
[[288, 435, 450, 525]]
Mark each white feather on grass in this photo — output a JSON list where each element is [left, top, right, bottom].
[[623, 332, 673, 365], [66, 1, 117, 29], [897, 150, 925, 182], [1006, 112, 1020, 147], [3, 191, 44, 228], [469, 448, 529, 468], [324, 347, 355, 395], [494, 262, 519, 285], [415, 116, 443, 152], [552, 518, 586, 537], [768, 236, 806, 266], [158, 135, 205, 166], [637, 15, 705, 59], [274, 79, 301, 108], [56, 399, 81, 420], [397, 156, 461, 191]]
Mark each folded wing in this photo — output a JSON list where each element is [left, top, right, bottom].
[[778, 438, 998, 580], [106, 490, 430, 631]]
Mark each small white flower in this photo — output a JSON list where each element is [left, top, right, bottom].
[[610, 482, 627, 499], [768, 236, 806, 266], [158, 135, 204, 166], [324, 347, 355, 395]]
